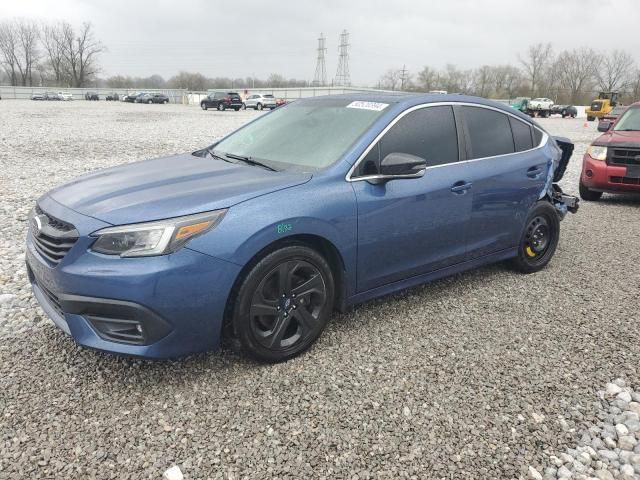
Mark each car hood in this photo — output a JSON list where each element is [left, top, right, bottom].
[[46, 153, 311, 225], [594, 130, 640, 147]]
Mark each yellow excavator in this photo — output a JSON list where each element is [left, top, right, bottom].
[[585, 91, 618, 121]]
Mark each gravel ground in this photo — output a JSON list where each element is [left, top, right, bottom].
[[1, 101, 639, 479]]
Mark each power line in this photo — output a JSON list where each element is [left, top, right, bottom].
[[312, 33, 327, 87], [334, 30, 351, 87], [399, 64, 409, 90]]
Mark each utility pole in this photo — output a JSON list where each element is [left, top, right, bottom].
[[334, 30, 351, 87], [312, 33, 327, 87], [399, 65, 409, 91]]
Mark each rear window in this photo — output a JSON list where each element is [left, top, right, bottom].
[[463, 107, 514, 159], [509, 117, 534, 152], [264, 94, 275, 98]]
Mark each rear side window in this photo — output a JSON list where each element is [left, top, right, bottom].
[[463, 107, 514, 158], [509, 117, 533, 152], [533, 128, 543, 146], [353, 106, 459, 177]]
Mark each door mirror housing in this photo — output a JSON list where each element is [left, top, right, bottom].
[[366, 153, 427, 185], [380, 152, 427, 176], [597, 120, 612, 132]]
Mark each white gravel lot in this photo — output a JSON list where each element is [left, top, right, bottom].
[[0, 100, 639, 479]]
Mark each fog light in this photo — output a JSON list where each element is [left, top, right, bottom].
[[586, 169, 593, 178]]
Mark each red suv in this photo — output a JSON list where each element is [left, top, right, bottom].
[[580, 102, 640, 200]]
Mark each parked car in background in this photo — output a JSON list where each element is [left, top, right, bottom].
[[31, 93, 45, 101], [245, 93, 277, 110], [44, 92, 62, 101], [200, 92, 243, 111], [275, 98, 289, 108], [58, 92, 73, 101], [597, 105, 627, 131], [85, 92, 99, 101], [123, 92, 145, 103], [105, 93, 120, 101], [580, 102, 640, 200], [136, 93, 170, 104], [25, 94, 578, 362], [550, 105, 577, 118]]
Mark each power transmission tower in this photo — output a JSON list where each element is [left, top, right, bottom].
[[312, 33, 327, 87], [334, 30, 351, 87], [399, 65, 409, 90]]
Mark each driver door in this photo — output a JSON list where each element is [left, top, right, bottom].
[[351, 105, 472, 292]]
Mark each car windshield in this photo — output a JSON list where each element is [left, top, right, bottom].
[[212, 98, 389, 171], [610, 107, 626, 116], [613, 108, 640, 131]]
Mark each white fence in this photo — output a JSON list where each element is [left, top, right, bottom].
[[1, 85, 396, 104]]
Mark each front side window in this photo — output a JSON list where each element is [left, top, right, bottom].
[[213, 98, 388, 171], [353, 105, 459, 177], [463, 106, 515, 159]]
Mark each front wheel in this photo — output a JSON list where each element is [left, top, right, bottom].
[[510, 202, 560, 274], [230, 246, 335, 363], [579, 180, 603, 201], [257, 103, 263, 111], [147, 99, 153, 104], [201, 102, 207, 110]]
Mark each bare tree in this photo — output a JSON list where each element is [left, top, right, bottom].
[[0, 21, 20, 85], [60, 22, 104, 87], [379, 68, 401, 90], [415, 66, 440, 92], [596, 49, 635, 92], [15, 19, 39, 86], [518, 43, 553, 96], [472, 65, 494, 98], [492, 65, 523, 98], [556, 47, 600, 104], [41, 22, 66, 84]]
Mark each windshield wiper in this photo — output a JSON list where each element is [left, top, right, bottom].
[[223, 152, 278, 172], [205, 147, 235, 164]]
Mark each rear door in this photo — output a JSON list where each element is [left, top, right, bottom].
[[460, 106, 547, 259], [351, 105, 473, 292]]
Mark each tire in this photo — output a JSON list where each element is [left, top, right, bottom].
[[561, 110, 567, 118], [201, 102, 207, 111], [230, 245, 335, 363], [571, 114, 577, 118], [510, 202, 560, 274], [234, 107, 240, 111], [579, 180, 603, 201], [147, 99, 153, 104], [163, 100, 168, 104], [217, 103, 225, 111], [257, 103, 263, 111]]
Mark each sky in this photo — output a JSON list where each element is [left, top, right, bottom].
[[2, 0, 639, 86]]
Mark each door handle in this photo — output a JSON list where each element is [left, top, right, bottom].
[[450, 181, 472, 194], [527, 166, 543, 178]]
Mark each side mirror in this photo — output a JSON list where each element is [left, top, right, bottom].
[[597, 120, 612, 132], [379, 152, 427, 177]]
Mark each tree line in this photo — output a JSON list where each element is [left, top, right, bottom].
[[0, 19, 104, 88], [379, 43, 640, 104]]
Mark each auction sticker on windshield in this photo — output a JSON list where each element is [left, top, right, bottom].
[[346, 101, 389, 111]]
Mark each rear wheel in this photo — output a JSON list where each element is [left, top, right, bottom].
[[230, 246, 335, 362], [218, 103, 225, 111], [510, 202, 560, 274], [147, 99, 153, 104], [234, 107, 240, 111], [579, 180, 603, 201], [257, 103, 263, 111], [163, 100, 168, 104]]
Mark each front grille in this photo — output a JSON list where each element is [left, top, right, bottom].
[[31, 206, 78, 266], [610, 176, 640, 185], [608, 147, 640, 166]]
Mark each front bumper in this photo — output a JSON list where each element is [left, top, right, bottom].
[[581, 155, 640, 192], [26, 197, 242, 358]]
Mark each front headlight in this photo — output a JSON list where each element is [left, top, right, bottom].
[[90, 210, 227, 257], [587, 145, 607, 161]]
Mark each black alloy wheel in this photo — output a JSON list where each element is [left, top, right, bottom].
[[230, 246, 334, 362], [511, 202, 560, 273]]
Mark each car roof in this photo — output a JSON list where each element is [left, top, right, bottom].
[[297, 92, 535, 122]]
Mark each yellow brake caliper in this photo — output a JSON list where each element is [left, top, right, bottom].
[[525, 246, 536, 257]]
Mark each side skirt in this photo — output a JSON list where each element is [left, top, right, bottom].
[[347, 247, 518, 307]]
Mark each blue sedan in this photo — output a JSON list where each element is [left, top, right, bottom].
[[26, 94, 578, 362]]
